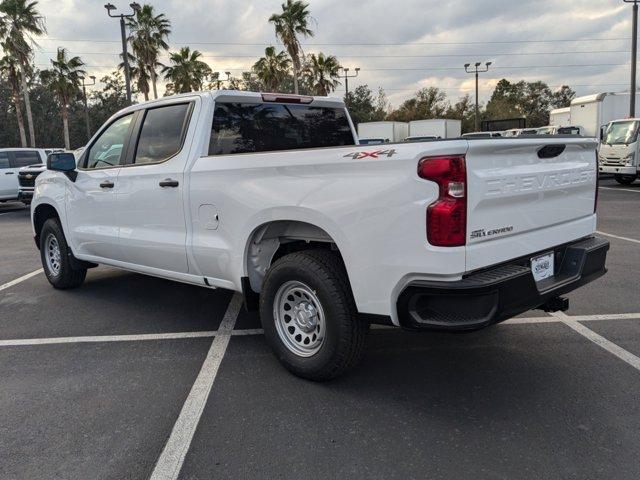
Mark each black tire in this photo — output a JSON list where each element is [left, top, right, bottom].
[[39, 218, 87, 289], [614, 174, 637, 185], [259, 249, 368, 381]]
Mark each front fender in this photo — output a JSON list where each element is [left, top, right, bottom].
[[31, 171, 68, 238]]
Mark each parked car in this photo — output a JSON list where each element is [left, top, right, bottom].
[[461, 131, 503, 139], [404, 135, 439, 142], [0, 148, 48, 204], [31, 90, 608, 380], [358, 138, 389, 145]]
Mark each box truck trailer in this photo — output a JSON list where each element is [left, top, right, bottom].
[[357, 122, 409, 143], [570, 92, 640, 138], [549, 107, 571, 127], [407, 119, 462, 139]]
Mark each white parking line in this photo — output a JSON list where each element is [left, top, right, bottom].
[[554, 312, 640, 372], [0, 313, 638, 349], [0, 268, 43, 293], [0, 331, 218, 347], [149, 292, 243, 480], [596, 230, 640, 244], [599, 186, 640, 193]]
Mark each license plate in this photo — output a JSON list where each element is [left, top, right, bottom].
[[531, 252, 554, 282]]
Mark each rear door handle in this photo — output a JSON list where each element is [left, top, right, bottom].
[[100, 180, 115, 189], [5, 172, 15, 175], [159, 179, 179, 188]]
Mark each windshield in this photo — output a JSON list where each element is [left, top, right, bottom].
[[603, 121, 640, 145]]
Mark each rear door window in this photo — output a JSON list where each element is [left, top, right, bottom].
[[134, 103, 191, 164], [209, 102, 355, 155], [0, 152, 9, 169], [10, 151, 41, 168]]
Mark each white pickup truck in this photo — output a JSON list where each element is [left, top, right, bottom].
[[31, 90, 609, 380]]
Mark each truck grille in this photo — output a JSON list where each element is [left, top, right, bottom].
[[18, 171, 41, 187], [602, 158, 624, 166]]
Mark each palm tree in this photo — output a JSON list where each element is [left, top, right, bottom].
[[120, 52, 150, 101], [126, 4, 171, 99], [0, 0, 46, 147], [0, 54, 27, 146], [252, 46, 291, 92], [40, 48, 86, 149], [162, 47, 211, 94], [268, 0, 314, 95], [303, 52, 341, 96]]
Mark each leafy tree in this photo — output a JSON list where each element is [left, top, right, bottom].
[[485, 79, 555, 127], [269, 0, 314, 94], [446, 94, 475, 133], [252, 46, 291, 92], [302, 52, 341, 95], [388, 87, 449, 122], [126, 4, 170, 99], [120, 52, 150, 101], [40, 47, 86, 149], [0, 0, 46, 147], [0, 54, 26, 145], [162, 47, 211, 94], [0, 76, 20, 147], [552, 85, 576, 109], [344, 84, 387, 125]]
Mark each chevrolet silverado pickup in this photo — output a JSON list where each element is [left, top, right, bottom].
[[31, 90, 609, 380]]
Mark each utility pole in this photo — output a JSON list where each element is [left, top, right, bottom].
[[79, 75, 96, 142], [625, 0, 639, 117], [342, 67, 360, 97], [464, 62, 492, 132], [104, 2, 141, 105]]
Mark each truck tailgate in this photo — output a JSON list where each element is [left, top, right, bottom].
[[465, 137, 598, 271]]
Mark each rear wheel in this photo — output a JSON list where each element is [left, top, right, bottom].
[[259, 250, 368, 381], [614, 174, 637, 185], [40, 218, 86, 289]]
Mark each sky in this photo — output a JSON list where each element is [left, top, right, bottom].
[[34, 0, 634, 108]]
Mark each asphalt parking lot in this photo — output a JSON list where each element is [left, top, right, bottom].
[[1, 177, 639, 480]]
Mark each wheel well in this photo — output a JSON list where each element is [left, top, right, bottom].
[[33, 204, 60, 248], [246, 220, 344, 293]]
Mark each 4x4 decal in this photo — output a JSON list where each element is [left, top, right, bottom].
[[343, 149, 397, 160]]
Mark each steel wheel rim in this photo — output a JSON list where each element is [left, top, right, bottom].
[[273, 280, 325, 357], [45, 233, 62, 276]]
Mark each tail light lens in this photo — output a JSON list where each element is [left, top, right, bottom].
[[418, 155, 467, 247]]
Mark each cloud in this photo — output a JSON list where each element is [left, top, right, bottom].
[[33, 0, 634, 107]]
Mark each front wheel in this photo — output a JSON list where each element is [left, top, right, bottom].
[[259, 250, 368, 381], [614, 174, 637, 185], [40, 218, 87, 289]]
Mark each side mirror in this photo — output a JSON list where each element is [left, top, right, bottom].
[[47, 152, 77, 181]]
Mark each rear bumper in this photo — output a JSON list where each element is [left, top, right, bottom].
[[397, 236, 609, 331]]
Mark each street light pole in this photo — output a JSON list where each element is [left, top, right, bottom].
[[79, 75, 96, 142], [342, 67, 360, 97], [104, 2, 141, 105], [464, 61, 492, 132], [624, 0, 639, 117]]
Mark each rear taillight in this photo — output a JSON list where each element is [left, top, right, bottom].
[[418, 155, 467, 247]]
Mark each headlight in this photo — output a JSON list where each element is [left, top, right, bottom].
[[624, 152, 635, 165]]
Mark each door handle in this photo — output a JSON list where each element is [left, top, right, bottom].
[[5, 172, 15, 175], [159, 179, 179, 188], [99, 180, 115, 188]]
